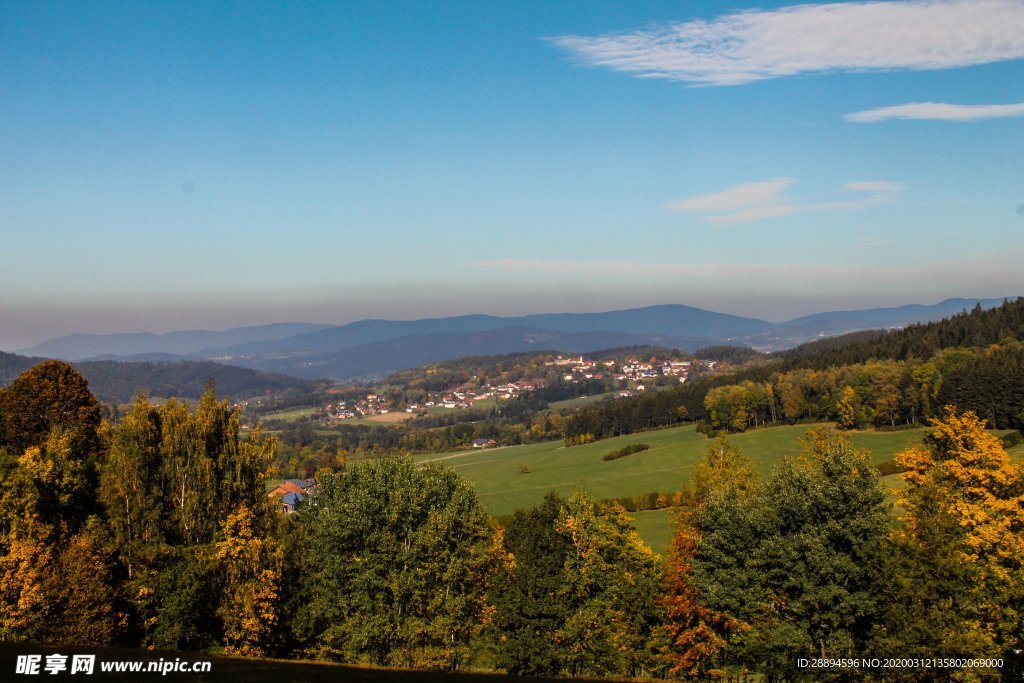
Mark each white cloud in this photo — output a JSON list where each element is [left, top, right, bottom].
[[669, 178, 795, 212], [549, 0, 1024, 86], [669, 178, 903, 225], [846, 101, 1024, 122]]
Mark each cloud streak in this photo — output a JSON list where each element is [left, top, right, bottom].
[[549, 0, 1024, 86], [669, 179, 903, 225], [472, 255, 1024, 307], [846, 101, 1024, 122]]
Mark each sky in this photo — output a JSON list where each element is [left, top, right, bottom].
[[2, 0, 1023, 350]]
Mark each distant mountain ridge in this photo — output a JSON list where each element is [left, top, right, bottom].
[[19, 322, 333, 361], [14, 298, 1016, 381]]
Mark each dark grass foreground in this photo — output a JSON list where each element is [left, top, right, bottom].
[[0, 643, 624, 683]]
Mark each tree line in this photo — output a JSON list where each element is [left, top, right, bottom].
[[702, 341, 1024, 433]]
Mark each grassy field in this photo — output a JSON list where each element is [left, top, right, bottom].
[[628, 508, 678, 556], [416, 423, 940, 554], [418, 424, 931, 518], [260, 406, 319, 423], [547, 393, 615, 411]]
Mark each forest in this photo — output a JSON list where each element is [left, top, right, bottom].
[[0, 356, 1022, 680], [563, 299, 1024, 441]]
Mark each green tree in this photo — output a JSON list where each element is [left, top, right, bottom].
[[556, 491, 664, 678], [303, 457, 497, 669], [690, 429, 890, 679], [664, 436, 755, 678], [489, 492, 572, 676], [100, 396, 164, 581], [871, 479, 987, 678], [0, 360, 102, 456]]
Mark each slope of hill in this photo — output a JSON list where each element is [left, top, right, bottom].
[[222, 327, 730, 380], [777, 297, 1008, 338], [0, 351, 318, 404]]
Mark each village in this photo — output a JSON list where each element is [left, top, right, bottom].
[[319, 354, 712, 422]]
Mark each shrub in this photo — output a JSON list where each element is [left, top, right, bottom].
[[875, 459, 908, 476], [602, 443, 650, 462]]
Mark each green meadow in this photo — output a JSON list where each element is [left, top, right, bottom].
[[260, 406, 320, 422], [418, 423, 930, 518], [416, 423, 941, 554]]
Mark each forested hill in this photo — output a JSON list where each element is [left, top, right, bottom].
[[780, 297, 1023, 368], [563, 298, 1024, 440], [0, 351, 317, 404]]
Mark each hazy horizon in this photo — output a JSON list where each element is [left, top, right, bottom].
[[5, 292, 1019, 352], [3, 1, 1022, 351]]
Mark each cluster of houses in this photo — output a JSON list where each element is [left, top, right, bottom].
[[327, 392, 393, 420], [432, 380, 541, 409], [323, 381, 544, 421], [546, 355, 694, 385], [310, 355, 709, 425]]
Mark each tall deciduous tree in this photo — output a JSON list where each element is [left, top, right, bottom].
[[664, 436, 754, 679], [893, 408, 1024, 676], [100, 396, 164, 580], [555, 491, 664, 678], [688, 428, 889, 680], [217, 504, 284, 656], [304, 457, 497, 670], [0, 360, 102, 456]]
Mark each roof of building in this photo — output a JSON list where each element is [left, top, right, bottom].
[[281, 491, 305, 506], [268, 481, 305, 497]]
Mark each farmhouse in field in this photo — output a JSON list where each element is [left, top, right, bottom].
[[472, 438, 498, 449]]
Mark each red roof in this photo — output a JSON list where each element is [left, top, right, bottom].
[[268, 481, 305, 498]]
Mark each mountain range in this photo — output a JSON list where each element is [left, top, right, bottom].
[[14, 298, 1013, 381]]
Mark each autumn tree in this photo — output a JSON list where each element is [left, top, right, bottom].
[[0, 426, 120, 645], [892, 408, 1024, 675], [217, 504, 284, 656], [664, 436, 754, 678], [555, 491, 665, 678], [0, 360, 102, 456]]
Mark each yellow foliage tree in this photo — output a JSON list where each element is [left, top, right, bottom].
[[895, 408, 1024, 668], [216, 504, 284, 656]]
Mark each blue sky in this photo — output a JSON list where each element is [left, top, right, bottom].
[[2, 0, 1023, 349]]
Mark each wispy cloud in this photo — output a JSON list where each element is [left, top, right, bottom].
[[472, 255, 1023, 306], [473, 254, 1022, 289], [669, 179, 903, 225], [846, 101, 1024, 122], [549, 0, 1024, 86]]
